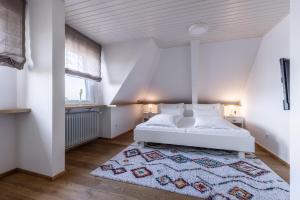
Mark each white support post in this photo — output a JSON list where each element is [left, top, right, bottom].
[[190, 40, 200, 104]]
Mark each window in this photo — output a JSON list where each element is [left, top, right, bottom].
[[0, 0, 26, 69], [65, 75, 87, 103], [65, 25, 101, 104], [65, 74, 98, 103]]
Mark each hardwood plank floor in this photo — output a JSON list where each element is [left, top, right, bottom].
[[0, 131, 289, 200]]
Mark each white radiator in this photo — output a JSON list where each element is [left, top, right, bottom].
[[65, 109, 101, 150]]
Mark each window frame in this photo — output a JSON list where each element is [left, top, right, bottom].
[[64, 74, 94, 104]]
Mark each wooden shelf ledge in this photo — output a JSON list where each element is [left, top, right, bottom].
[[64, 103, 139, 110], [65, 104, 106, 110], [0, 108, 31, 114]]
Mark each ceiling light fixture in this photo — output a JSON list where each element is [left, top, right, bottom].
[[188, 23, 208, 37]]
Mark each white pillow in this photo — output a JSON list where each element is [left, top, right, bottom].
[[193, 103, 221, 110], [160, 103, 184, 116], [194, 116, 231, 129], [193, 107, 220, 117], [146, 114, 182, 127], [160, 103, 184, 109], [161, 107, 184, 116], [193, 104, 222, 117]]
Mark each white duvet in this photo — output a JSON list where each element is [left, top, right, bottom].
[[145, 114, 233, 130], [145, 114, 182, 128], [194, 116, 232, 129]]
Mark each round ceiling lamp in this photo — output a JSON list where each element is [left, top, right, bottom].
[[188, 23, 208, 37]]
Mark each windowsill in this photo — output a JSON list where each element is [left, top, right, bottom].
[[65, 100, 92, 104], [65, 104, 106, 110], [64, 103, 140, 110]]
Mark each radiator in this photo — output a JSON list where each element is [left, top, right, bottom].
[[65, 109, 101, 150]]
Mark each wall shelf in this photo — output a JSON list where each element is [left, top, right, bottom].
[[0, 108, 31, 114]]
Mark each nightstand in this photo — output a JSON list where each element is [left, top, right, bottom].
[[225, 116, 244, 128], [143, 117, 150, 122], [143, 113, 156, 122]]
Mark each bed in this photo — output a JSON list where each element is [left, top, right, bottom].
[[134, 104, 255, 158]]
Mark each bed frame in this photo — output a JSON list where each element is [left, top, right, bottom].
[[134, 104, 255, 158]]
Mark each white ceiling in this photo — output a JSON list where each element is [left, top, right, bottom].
[[65, 0, 289, 48]]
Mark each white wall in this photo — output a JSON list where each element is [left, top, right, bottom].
[[16, 0, 65, 177], [51, 0, 65, 176], [110, 105, 142, 138], [290, 0, 300, 198], [0, 68, 17, 108], [146, 45, 191, 102], [100, 105, 142, 139], [101, 37, 260, 105], [0, 67, 17, 174], [243, 16, 290, 163], [0, 116, 17, 174], [145, 38, 260, 104], [197, 38, 261, 103]]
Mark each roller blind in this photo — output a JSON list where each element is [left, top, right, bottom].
[[0, 0, 26, 69], [65, 25, 102, 82]]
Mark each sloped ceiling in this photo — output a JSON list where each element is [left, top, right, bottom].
[[197, 38, 261, 103], [111, 40, 162, 104], [100, 39, 162, 105], [100, 39, 149, 104], [65, 0, 289, 47]]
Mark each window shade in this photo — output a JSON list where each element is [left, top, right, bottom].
[[65, 25, 102, 82], [0, 0, 26, 69]]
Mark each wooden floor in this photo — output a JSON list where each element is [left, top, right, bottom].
[[0, 131, 289, 200]]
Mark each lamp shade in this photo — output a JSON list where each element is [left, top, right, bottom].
[[224, 105, 241, 117], [143, 104, 149, 113], [143, 104, 158, 114], [150, 104, 158, 114]]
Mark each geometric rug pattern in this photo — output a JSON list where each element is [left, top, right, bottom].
[[91, 143, 289, 200]]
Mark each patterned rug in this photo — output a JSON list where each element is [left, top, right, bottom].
[[91, 143, 289, 200]]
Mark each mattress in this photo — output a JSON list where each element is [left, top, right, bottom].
[[136, 117, 251, 137]]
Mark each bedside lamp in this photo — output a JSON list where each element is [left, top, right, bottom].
[[143, 104, 158, 121], [224, 105, 244, 128], [224, 105, 241, 117]]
